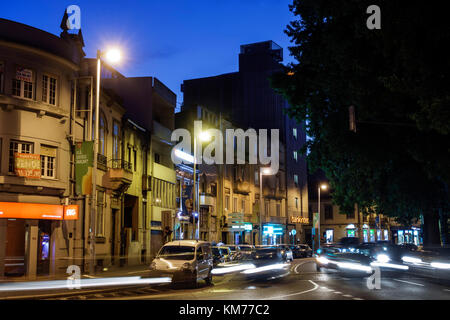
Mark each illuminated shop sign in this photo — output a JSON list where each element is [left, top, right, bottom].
[[263, 225, 284, 235], [290, 216, 309, 224], [0, 202, 79, 220]]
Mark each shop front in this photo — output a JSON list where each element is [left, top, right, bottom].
[[0, 202, 78, 278], [392, 227, 421, 245]]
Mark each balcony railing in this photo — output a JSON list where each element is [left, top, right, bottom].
[[110, 159, 132, 173]]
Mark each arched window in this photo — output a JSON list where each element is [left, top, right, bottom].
[[99, 114, 106, 155]]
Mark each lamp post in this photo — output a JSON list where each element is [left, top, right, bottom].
[[259, 167, 273, 245], [89, 48, 121, 275], [192, 131, 211, 240], [317, 183, 328, 252]]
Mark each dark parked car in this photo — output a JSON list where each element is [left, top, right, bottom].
[[290, 244, 312, 258]]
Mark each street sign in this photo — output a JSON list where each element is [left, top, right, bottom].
[[291, 229, 297, 236]]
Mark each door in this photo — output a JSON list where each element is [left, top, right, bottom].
[[111, 209, 117, 264], [5, 219, 25, 276], [196, 245, 210, 279]]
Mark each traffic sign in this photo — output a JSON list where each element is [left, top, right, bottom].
[[291, 229, 297, 236]]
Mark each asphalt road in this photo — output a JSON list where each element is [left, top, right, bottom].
[[2, 258, 450, 300]]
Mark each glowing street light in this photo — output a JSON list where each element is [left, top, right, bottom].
[[317, 182, 328, 252], [89, 47, 123, 275]]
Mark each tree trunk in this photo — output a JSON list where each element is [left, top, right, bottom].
[[422, 210, 441, 248]]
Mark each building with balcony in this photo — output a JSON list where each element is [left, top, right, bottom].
[[181, 41, 308, 244], [0, 17, 84, 279]]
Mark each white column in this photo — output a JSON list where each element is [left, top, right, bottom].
[[26, 222, 38, 280]]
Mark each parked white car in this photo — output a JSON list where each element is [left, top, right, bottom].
[[149, 240, 213, 287]]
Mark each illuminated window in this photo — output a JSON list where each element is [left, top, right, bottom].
[[295, 197, 299, 209], [293, 151, 298, 162], [112, 121, 120, 159], [99, 114, 106, 155], [293, 128, 297, 139], [294, 174, 299, 186]]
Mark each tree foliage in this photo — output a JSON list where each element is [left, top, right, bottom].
[[272, 0, 450, 236]]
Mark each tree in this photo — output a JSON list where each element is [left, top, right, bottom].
[[272, 0, 450, 246]]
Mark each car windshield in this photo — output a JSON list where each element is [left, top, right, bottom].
[[239, 246, 252, 251], [299, 245, 308, 249], [219, 248, 229, 255], [227, 246, 237, 251], [158, 246, 195, 260], [212, 247, 220, 255]]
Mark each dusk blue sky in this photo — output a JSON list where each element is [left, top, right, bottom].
[[2, 0, 296, 110]]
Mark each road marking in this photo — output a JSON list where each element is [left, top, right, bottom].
[[444, 289, 450, 292], [294, 260, 315, 274], [333, 291, 342, 294], [343, 294, 353, 298], [127, 270, 150, 274], [353, 297, 364, 300], [393, 279, 424, 287], [266, 280, 319, 300]]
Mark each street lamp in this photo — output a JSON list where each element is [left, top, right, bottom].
[[317, 183, 328, 252], [192, 130, 211, 240], [89, 48, 122, 275], [259, 167, 273, 245]]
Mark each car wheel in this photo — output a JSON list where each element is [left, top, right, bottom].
[[205, 269, 213, 286]]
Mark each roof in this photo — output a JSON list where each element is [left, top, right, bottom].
[[0, 18, 84, 65], [163, 240, 209, 247]]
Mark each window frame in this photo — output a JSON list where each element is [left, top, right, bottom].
[[96, 189, 105, 237], [40, 145, 57, 179], [9, 140, 34, 173], [42, 73, 58, 106], [12, 67, 34, 100]]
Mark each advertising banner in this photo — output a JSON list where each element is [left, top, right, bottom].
[[312, 212, 320, 229], [16, 67, 33, 82], [14, 153, 41, 178], [75, 141, 93, 195]]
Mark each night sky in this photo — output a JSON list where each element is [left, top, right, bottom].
[[2, 0, 295, 110]]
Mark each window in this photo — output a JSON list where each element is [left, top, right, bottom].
[[233, 198, 237, 212], [293, 128, 297, 139], [294, 174, 299, 186], [154, 153, 160, 164], [293, 151, 298, 162], [265, 200, 269, 216], [40, 145, 56, 179], [346, 211, 355, 219], [42, 74, 57, 105], [308, 205, 313, 222], [324, 205, 333, 220], [295, 197, 299, 209], [225, 195, 230, 211], [255, 169, 259, 185], [9, 140, 33, 173], [210, 183, 217, 196], [112, 121, 120, 159], [276, 203, 281, 217], [0, 62, 4, 93], [12, 67, 33, 99], [133, 150, 137, 171], [241, 199, 245, 213], [142, 201, 147, 229], [99, 115, 106, 155], [96, 190, 105, 237]]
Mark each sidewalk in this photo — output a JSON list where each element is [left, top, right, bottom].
[[0, 263, 151, 283]]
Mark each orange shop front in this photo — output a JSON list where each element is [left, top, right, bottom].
[[0, 202, 78, 278]]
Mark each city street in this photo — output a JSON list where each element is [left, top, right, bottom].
[[2, 258, 450, 300]]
